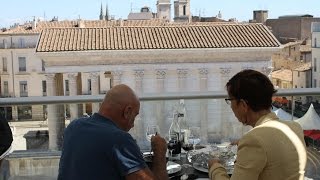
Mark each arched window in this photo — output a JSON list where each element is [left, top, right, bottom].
[[183, 5, 186, 16]]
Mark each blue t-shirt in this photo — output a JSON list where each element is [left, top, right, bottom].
[[58, 113, 147, 180]]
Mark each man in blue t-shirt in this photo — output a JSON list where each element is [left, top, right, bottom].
[[58, 84, 168, 180]]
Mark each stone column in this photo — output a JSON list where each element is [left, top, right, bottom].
[[177, 69, 189, 90], [111, 70, 123, 86], [241, 65, 253, 71], [11, 106, 18, 121], [155, 69, 167, 134], [220, 67, 232, 142], [90, 72, 100, 114], [46, 74, 65, 150], [68, 73, 78, 121], [133, 69, 144, 144], [198, 68, 209, 143]]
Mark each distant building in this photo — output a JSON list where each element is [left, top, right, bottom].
[[312, 22, 320, 89], [173, 0, 191, 22], [99, 3, 110, 20], [272, 40, 311, 70], [266, 14, 320, 44], [271, 68, 292, 89], [192, 16, 228, 23], [128, 6, 156, 20], [157, 0, 171, 21], [250, 10, 268, 24], [292, 62, 312, 103]]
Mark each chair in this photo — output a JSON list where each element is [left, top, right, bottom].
[[0, 145, 12, 160]]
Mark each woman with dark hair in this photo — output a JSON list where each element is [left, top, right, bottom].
[[208, 69, 307, 180], [0, 117, 13, 167]]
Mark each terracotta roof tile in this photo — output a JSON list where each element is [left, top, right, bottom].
[[293, 62, 312, 71], [36, 24, 281, 52], [271, 69, 292, 82]]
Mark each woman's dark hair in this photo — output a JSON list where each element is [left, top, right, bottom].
[[226, 69, 277, 112]]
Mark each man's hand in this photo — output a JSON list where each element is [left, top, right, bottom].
[[151, 135, 167, 156]]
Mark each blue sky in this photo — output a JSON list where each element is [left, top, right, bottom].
[[0, 0, 319, 28]]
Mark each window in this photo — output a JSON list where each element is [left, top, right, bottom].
[[314, 58, 317, 72], [3, 39, 7, 48], [19, 81, 28, 97], [88, 79, 92, 94], [314, 79, 317, 88], [183, 5, 186, 16], [65, 80, 69, 95], [315, 38, 317, 47], [3, 81, 8, 96], [2, 57, 7, 72], [298, 71, 300, 77], [42, 80, 47, 96], [19, 38, 25, 48], [295, 85, 297, 88], [41, 60, 45, 71], [18, 57, 26, 72]]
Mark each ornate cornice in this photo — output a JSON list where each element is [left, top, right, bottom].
[[89, 72, 100, 82], [134, 69, 144, 80], [220, 67, 231, 76], [177, 69, 189, 79], [67, 73, 78, 81], [111, 70, 123, 80], [198, 68, 209, 78], [45, 74, 56, 82], [156, 69, 167, 79]]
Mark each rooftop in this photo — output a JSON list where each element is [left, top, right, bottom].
[[36, 23, 280, 52]]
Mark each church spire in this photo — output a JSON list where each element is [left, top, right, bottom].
[[99, 3, 105, 20], [105, 3, 109, 21]]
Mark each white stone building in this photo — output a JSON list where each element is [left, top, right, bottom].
[[34, 23, 280, 149], [293, 62, 312, 103]]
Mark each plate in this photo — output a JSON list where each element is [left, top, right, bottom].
[[166, 161, 182, 174], [193, 163, 208, 173], [193, 163, 234, 174]]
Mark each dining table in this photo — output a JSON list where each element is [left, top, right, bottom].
[[144, 144, 236, 180]]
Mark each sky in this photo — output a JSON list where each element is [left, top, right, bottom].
[[0, 0, 320, 28]]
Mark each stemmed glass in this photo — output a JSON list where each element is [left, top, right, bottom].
[[167, 133, 180, 161], [146, 125, 160, 154], [188, 127, 201, 151]]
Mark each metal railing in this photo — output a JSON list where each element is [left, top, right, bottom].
[[1, 88, 319, 106]]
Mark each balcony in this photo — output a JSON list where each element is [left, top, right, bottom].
[[0, 88, 319, 179]]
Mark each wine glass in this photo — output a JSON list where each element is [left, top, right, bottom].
[[182, 129, 193, 152], [188, 127, 201, 151], [167, 133, 180, 161], [146, 125, 160, 154], [146, 125, 160, 142]]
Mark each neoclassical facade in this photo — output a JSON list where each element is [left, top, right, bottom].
[[35, 24, 280, 149]]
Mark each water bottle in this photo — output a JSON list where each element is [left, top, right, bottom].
[[168, 111, 181, 160], [177, 99, 188, 144]]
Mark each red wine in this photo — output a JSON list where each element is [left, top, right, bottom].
[[182, 144, 193, 151], [167, 140, 181, 154]]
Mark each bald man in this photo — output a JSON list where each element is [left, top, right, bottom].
[[58, 84, 168, 180]]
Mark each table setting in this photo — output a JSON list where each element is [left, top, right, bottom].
[[142, 100, 237, 179]]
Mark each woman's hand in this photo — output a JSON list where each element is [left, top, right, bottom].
[[208, 158, 220, 169]]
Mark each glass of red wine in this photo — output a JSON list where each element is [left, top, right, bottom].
[[167, 133, 180, 161]]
